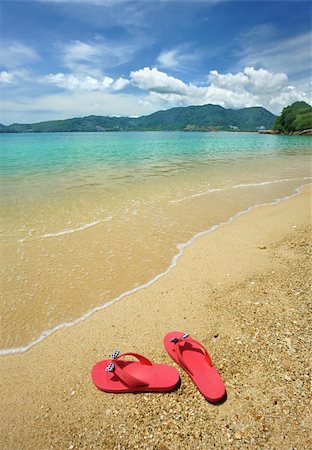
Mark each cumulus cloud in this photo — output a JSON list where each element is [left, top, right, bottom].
[[206, 67, 306, 111], [112, 77, 130, 91], [44, 72, 129, 92], [0, 68, 32, 86], [131, 66, 307, 114], [45, 73, 113, 90], [207, 67, 290, 99], [130, 67, 190, 95], [0, 71, 15, 84]]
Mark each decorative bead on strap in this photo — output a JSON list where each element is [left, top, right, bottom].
[[170, 332, 189, 343], [105, 362, 115, 372], [104, 350, 120, 372]]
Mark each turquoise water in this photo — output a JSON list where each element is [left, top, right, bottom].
[[0, 132, 311, 353], [1, 131, 311, 205], [1, 131, 311, 177]]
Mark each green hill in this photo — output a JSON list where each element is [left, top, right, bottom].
[[0, 104, 276, 133], [273, 101, 312, 134]]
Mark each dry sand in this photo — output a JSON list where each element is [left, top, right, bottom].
[[1, 185, 311, 450]]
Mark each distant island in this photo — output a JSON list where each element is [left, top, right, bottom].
[[0, 104, 276, 133]]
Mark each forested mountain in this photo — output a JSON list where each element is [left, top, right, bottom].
[[0, 104, 276, 133]]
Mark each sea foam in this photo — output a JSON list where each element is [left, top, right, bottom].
[[170, 177, 312, 204], [42, 216, 112, 238]]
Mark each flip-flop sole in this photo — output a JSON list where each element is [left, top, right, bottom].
[[164, 331, 225, 402]]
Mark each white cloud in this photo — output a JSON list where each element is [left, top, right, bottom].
[[0, 42, 39, 69], [157, 50, 179, 69], [208, 67, 289, 96], [112, 77, 130, 91], [243, 67, 288, 93], [0, 68, 32, 86], [44, 73, 113, 90], [131, 66, 308, 114], [130, 67, 190, 95], [157, 48, 197, 71], [206, 67, 307, 111], [208, 70, 248, 92], [43, 72, 130, 92], [0, 71, 15, 84]]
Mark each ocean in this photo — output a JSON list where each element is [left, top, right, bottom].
[[1, 131, 311, 354]]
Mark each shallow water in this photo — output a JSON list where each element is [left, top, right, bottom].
[[1, 131, 311, 353]]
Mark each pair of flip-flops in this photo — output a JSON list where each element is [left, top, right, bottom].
[[91, 331, 226, 403]]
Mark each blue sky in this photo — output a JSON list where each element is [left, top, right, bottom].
[[0, 0, 311, 124]]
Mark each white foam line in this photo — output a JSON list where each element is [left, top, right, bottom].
[[42, 217, 112, 238], [17, 237, 26, 260], [170, 177, 312, 204], [1, 182, 310, 356]]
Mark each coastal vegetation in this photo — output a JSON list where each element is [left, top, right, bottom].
[[273, 101, 312, 135], [0, 104, 275, 133]]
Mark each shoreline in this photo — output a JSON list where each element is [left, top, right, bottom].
[[1, 185, 311, 449], [1, 181, 310, 356], [2, 130, 312, 135]]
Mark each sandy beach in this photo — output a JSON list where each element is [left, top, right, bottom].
[[1, 184, 311, 450]]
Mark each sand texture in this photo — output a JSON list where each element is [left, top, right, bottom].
[[1, 185, 311, 450]]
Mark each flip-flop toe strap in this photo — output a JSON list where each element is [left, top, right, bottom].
[[171, 334, 213, 376]]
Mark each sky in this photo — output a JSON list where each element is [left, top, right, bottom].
[[0, 0, 311, 124]]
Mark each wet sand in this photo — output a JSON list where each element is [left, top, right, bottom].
[[0, 184, 311, 450], [2, 178, 310, 352]]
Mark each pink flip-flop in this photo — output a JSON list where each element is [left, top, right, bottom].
[[91, 351, 180, 393], [164, 331, 226, 402]]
